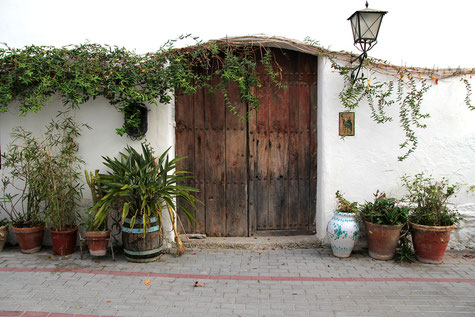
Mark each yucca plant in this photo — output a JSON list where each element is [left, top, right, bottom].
[[92, 142, 199, 254]]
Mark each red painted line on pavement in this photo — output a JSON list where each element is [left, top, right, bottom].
[[0, 312, 121, 317], [1, 266, 474, 283]]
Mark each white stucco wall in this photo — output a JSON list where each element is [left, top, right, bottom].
[[0, 97, 176, 246], [1, 55, 474, 251], [316, 56, 475, 250]]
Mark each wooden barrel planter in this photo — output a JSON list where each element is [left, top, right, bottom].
[[122, 217, 163, 263]]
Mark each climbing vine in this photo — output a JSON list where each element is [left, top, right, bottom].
[[329, 59, 473, 161], [461, 78, 473, 110], [0, 35, 284, 136], [1, 34, 473, 157]]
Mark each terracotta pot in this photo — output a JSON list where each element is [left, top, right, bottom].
[[85, 230, 110, 256], [0, 225, 8, 251], [49, 227, 78, 256], [410, 221, 454, 264], [364, 221, 403, 260], [13, 225, 45, 253]]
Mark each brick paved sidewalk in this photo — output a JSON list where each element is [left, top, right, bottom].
[[0, 247, 474, 317]]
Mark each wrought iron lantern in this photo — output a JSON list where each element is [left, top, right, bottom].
[[348, 1, 387, 80]]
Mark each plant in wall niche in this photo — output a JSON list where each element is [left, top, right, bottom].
[[0, 35, 286, 136]]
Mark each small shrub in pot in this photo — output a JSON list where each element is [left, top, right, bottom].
[[359, 191, 409, 260], [401, 173, 462, 264]]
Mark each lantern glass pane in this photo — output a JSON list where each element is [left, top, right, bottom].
[[350, 14, 360, 42], [359, 12, 383, 41]]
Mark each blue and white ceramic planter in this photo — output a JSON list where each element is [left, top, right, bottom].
[[326, 210, 359, 258]]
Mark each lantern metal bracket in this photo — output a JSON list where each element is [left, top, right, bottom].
[[348, 1, 387, 84], [350, 52, 367, 82]]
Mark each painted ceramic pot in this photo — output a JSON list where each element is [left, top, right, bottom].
[[326, 211, 359, 257]]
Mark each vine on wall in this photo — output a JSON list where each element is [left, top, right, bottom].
[[0, 35, 283, 135], [1, 35, 473, 160], [328, 58, 473, 161]]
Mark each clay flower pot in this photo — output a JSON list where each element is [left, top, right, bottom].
[[85, 230, 110, 256], [13, 225, 45, 254], [49, 227, 78, 256], [410, 221, 454, 264], [0, 224, 9, 251], [364, 221, 403, 260]]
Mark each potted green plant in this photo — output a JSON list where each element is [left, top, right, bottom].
[[39, 115, 85, 256], [326, 191, 360, 258], [92, 142, 199, 262], [80, 170, 110, 257], [359, 191, 409, 260], [1, 127, 46, 253], [401, 173, 462, 264]]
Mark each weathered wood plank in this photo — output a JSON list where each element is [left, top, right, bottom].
[[225, 83, 248, 236], [268, 82, 289, 229], [204, 76, 226, 236], [297, 82, 311, 229], [248, 89, 257, 235], [288, 81, 300, 229], [192, 89, 206, 233], [309, 80, 318, 230], [254, 82, 270, 231], [175, 93, 196, 233]]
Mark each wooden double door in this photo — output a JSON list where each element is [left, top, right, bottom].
[[175, 49, 317, 236]]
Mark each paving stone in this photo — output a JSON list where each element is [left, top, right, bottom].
[[0, 248, 474, 316]]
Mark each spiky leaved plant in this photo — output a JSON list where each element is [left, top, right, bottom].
[[92, 142, 199, 255]]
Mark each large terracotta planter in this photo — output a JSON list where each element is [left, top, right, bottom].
[[49, 227, 78, 256], [85, 230, 110, 256], [364, 221, 403, 260], [122, 217, 163, 263], [0, 225, 8, 251], [13, 225, 45, 253], [410, 222, 454, 264], [326, 211, 359, 258]]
